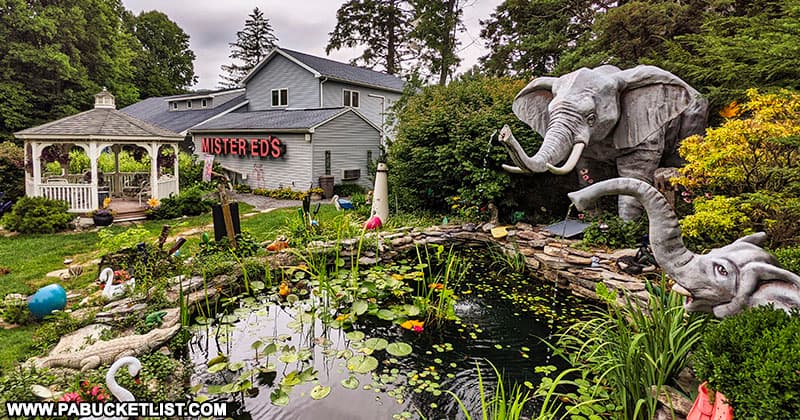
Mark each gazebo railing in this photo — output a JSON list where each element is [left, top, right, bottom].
[[156, 174, 178, 199], [36, 183, 93, 212]]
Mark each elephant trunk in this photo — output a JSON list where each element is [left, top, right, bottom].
[[567, 178, 697, 279], [534, 113, 586, 175]]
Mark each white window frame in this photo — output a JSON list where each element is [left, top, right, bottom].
[[186, 100, 192, 109], [271, 88, 288, 107], [343, 89, 360, 108], [201, 99, 208, 108]]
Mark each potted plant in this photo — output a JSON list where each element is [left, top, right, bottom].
[[91, 197, 114, 226]]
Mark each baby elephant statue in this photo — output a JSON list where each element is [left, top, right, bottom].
[[568, 177, 800, 318], [499, 65, 708, 221]]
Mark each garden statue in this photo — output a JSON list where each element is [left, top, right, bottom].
[[499, 65, 708, 220], [79, 356, 140, 420], [568, 178, 800, 318]]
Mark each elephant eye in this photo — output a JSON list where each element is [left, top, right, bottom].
[[586, 113, 596, 127], [714, 264, 728, 276]]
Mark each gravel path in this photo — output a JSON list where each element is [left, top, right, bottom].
[[229, 192, 328, 211]]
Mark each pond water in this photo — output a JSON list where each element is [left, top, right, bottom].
[[189, 249, 592, 419]]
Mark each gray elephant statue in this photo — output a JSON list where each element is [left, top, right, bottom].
[[568, 177, 800, 318], [500, 65, 708, 220]]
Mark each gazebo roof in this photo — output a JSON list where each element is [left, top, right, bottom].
[[15, 90, 183, 142]]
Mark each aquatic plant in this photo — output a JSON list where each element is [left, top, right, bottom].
[[536, 279, 709, 420]]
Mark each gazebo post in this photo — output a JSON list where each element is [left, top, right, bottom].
[[113, 145, 121, 197], [31, 142, 42, 193], [89, 143, 99, 210], [172, 144, 180, 196], [149, 142, 159, 200]]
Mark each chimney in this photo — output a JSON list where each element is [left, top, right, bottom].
[[94, 88, 116, 109]]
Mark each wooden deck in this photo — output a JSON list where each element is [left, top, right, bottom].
[[108, 199, 148, 222]]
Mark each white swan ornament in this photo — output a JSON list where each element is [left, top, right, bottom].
[[80, 356, 140, 420], [100, 267, 135, 301]]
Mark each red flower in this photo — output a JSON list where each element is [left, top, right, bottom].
[[59, 392, 83, 402]]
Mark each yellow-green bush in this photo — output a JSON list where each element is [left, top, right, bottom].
[[680, 195, 752, 251]]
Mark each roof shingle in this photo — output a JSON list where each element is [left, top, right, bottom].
[[15, 108, 183, 140], [120, 94, 247, 134], [191, 108, 356, 132]]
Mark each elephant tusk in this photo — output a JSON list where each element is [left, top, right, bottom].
[[546, 142, 585, 175], [671, 283, 692, 297], [501, 164, 531, 174]]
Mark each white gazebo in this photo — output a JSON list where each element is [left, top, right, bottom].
[[14, 89, 183, 213]]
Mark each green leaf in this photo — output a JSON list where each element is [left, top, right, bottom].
[[377, 309, 397, 320], [365, 337, 389, 351], [352, 300, 369, 315], [310, 385, 332, 400], [386, 342, 413, 357], [347, 355, 379, 373], [341, 375, 360, 389], [207, 362, 227, 373], [346, 331, 365, 341], [270, 389, 289, 406]]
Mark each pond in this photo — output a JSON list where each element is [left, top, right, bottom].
[[189, 246, 593, 419]]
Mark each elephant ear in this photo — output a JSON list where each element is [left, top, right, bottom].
[[611, 66, 697, 149], [512, 77, 556, 137]]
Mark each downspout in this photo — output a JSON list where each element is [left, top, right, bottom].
[[368, 93, 386, 148], [319, 77, 328, 108]]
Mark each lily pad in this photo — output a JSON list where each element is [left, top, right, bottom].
[[346, 331, 365, 341], [347, 355, 379, 373], [310, 385, 332, 400], [207, 362, 228, 373], [377, 309, 397, 320], [270, 389, 290, 406], [386, 342, 413, 357], [365, 337, 389, 351], [341, 375, 360, 389], [352, 300, 369, 315]]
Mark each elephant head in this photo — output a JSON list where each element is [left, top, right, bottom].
[[500, 65, 705, 175], [568, 178, 800, 317]]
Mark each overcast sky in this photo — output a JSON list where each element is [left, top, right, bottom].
[[121, 0, 503, 90]]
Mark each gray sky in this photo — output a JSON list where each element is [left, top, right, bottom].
[[121, 0, 503, 90]]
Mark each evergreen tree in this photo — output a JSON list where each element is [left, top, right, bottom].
[[480, 0, 599, 77], [220, 8, 279, 88], [326, 0, 414, 75], [126, 11, 197, 98], [410, 0, 464, 85]]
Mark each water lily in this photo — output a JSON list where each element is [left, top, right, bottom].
[[428, 283, 444, 291], [400, 319, 424, 333], [336, 313, 351, 322], [278, 283, 291, 297]]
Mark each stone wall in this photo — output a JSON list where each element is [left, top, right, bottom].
[[309, 222, 655, 307]]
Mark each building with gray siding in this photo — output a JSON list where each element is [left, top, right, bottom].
[[122, 47, 404, 193]]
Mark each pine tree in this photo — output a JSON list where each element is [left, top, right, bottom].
[[410, 0, 465, 85], [219, 8, 279, 88], [326, 0, 414, 75]]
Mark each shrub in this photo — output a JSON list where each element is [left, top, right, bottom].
[[147, 185, 214, 220], [694, 306, 800, 420], [680, 195, 753, 251], [251, 187, 323, 200], [1, 197, 73, 234], [0, 142, 24, 202], [333, 183, 365, 197], [389, 76, 544, 216], [97, 227, 151, 256], [773, 245, 800, 274], [581, 213, 647, 249]]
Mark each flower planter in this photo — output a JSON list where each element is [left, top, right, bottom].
[[92, 213, 114, 226]]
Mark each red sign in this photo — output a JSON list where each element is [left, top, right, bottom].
[[200, 136, 285, 159]]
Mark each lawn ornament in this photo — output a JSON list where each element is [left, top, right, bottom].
[[364, 215, 382, 230], [79, 356, 140, 420], [331, 195, 354, 211], [99, 267, 135, 302], [501, 65, 708, 220], [27, 284, 67, 319], [569, 178, 800, 317], [267, 236, 290, 252]]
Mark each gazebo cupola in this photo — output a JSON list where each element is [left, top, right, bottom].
[[14, 89, 184, 213]]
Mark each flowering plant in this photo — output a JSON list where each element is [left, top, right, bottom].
[[146, 197, 160, 209], [59, 380, 111, 403], [91, 197, 114, 217]]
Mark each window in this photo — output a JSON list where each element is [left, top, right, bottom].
[[343, 89, 360, 108], [325, 151, 331, 175], [172, 102, 178, 110], [201, 99, 208, 108], [187, 100, 192, 109], [367, 150, 372, 165], [272, 88, 288, 107]]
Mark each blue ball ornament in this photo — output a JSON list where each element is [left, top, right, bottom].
[[28, 284, 67, 319]]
